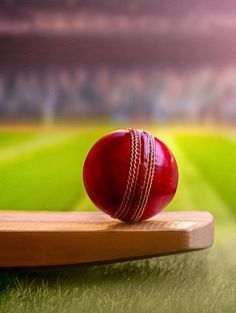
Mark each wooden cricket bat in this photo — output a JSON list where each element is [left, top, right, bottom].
[[0, 211, 214, 267]]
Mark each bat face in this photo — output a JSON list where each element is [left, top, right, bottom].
[[0, 211, 213, 267]]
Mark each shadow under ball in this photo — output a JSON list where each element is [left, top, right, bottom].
[[83, 129, 178, 222]]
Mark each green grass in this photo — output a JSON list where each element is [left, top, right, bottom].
[[175, 134, 236, 214], [0, 132, 40, 148], [0, 126, 235, 313], [1, 249, 236, 313], [0, 129, 107, 211]]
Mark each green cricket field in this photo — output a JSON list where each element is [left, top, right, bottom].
[[0, 125, 235, 313]]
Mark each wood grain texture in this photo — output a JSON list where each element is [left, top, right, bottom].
[[0, 211, 214, 267]]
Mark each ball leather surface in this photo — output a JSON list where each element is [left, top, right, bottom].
[[83, 129, 178, 222]]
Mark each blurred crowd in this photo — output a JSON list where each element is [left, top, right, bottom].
[[1, 11, 227, 36], [0, 66, 235, 124]]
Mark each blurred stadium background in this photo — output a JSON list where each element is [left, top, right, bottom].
[[0, 1, 236, 313], [1, 0, 236, 125]]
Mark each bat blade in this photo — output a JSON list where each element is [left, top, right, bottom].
[[0, 211, 214, 267]]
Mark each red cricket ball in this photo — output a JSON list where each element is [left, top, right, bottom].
[[83, 129, 178, 222]]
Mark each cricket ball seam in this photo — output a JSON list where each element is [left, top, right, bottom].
[[115, 129, 156, 222], [131, 132, 156, 221], [139, 133, 156, 220], [117, 129, 141, 219], [128, 129, 142, 216], [114, 129, 141, 219]]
